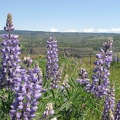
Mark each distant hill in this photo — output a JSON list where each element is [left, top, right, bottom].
[[0, 30, 120, 56]]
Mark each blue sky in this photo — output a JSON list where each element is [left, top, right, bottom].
[[0, 0, 120, 32]]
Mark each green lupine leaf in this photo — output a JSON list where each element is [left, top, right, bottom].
[[68, 81, 75, 89], [65, 87, 70, 99], [51, 89, 56, 101], [66, 102, 71, 111], [59, 102, 69, 111], [71, 91, 81, 102]]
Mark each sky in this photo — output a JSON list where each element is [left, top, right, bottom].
[[0, 0, 120, 33]]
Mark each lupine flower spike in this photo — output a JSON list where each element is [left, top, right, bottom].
[[46, 37, 60, 89], [91, 38, 113, 98], [0, 13, 21, 89], [10, 62, 43, 119]]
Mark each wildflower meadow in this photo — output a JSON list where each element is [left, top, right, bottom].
[[0, 13, 120, 120]]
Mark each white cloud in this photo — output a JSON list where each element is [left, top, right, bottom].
[[97, 29, 110, 32], [29, 27, 120, 33], [83, 28, 95, 32], [97, 28, 120, 33], [110, 28, 120, 32], [28, 28, 33, 31], [65, 29, 77, 32], [50, 28, 59, 32]]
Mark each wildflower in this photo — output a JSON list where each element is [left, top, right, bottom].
[[10, 64, 43, 119], [0, 13, 21, 89], [91, 38, 113, 98], [76, 68, 91, 92], [46, 37, 60, 88]]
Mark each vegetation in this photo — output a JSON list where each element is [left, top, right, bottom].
[[0, 30, 120, 56], [0, 13, 120, 120]]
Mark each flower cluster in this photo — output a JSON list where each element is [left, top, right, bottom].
[[76, 68, 91, 92], [46, 37, 60, 89], [10, 64, 43, 120], [91, 38, 113, 98], [102, 85, 115, 120], [0, 13, 21, 89]]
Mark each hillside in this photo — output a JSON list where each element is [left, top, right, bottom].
[[0, 30, 120, 56]]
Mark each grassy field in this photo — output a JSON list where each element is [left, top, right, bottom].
[[33, 56, 120, 119]]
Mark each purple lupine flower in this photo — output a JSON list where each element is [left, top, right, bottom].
[[10, 64, 43, 120], [0, 13, 21, 89], [46, 37, 60, 89], [115, 100, 120, 120], [102, 85, 115, 120], [76, 68, 91, 92], [91, 38, 113, 98]]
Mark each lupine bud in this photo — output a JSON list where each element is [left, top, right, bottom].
[[4, 13, 14, 32]]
